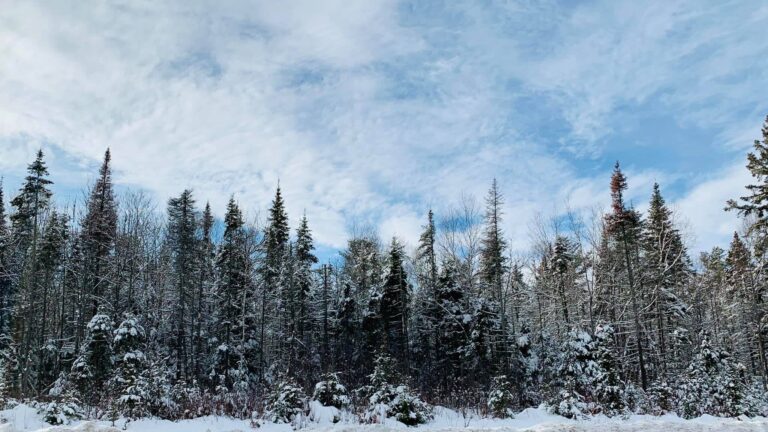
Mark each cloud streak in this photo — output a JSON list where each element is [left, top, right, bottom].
[[0, 0, 766, 255]]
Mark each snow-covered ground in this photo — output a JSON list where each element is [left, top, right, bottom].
[[2, 404, 768, 432]]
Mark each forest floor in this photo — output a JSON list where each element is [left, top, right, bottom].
[[2, 404, 768, 432]]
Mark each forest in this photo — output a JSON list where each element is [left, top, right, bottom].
[[2, 118, 768, 426]]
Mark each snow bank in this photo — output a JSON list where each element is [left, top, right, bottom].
[[2, 404, 768, 432]]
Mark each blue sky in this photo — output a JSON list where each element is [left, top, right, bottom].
[[1, 0, 767, 258]]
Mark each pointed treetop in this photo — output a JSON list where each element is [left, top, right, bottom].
[[224, 195, 243, 230], [610, 162, 628, 214], [296, 212, 317, 264]]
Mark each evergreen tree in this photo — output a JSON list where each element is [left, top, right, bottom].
[[166, 189, 198, 382], [642, 183, 690, 377], [111, 314, 148, 418], [71, 313, 114, 404], [591, 324, 626, 416], [603, 163, 648, 389], [725, 233, 761, 375], [380, 238, 410, 371], [211, 198, 256, 391], [726, 115, 768, 381], [9, 149, 54, 395], [480, 179, 507, 303], [292, 214, 317, 377], [479, 179, 510, 373], [0, 180, 10, 350], [192, 202, 216, 383], [262, 185, 290, 373], [434, 258, 467, 392], [80, 149, 118, 318]]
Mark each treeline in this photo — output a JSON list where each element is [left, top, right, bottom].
[[1, 118, 768, 423]]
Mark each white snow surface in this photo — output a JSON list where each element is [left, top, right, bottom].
[[2, 404, 768, 432]]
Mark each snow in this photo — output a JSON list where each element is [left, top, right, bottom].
[[2, 404, 768, 432]]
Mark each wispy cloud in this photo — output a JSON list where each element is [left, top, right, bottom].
[[0, 0, 766, 254]]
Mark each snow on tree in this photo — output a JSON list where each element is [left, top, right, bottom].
[[487, 375, 515, 418], [71, 313, 114, 404], [110, 313, 148, 419], [361, 353, 432, 426], [310, 372, 349, 423], [264, 375, 307, 425], [678, 335, 751, 419]]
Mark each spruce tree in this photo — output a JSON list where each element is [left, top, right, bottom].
[[292, 214, 317, 376], [262, 185, 289, 373], [604, 162, 648, 389], [166, 189, 198, 382], [212, 198, 256, 390], [380, 238, 410, 371], [111, 313, 148, 418], [80, 149, 117, 318], [726, 115, 768, 381], [9, 149, 54, 395], [193, 202, 215, 382], [71, 313, 114, 404], [479, 179, 509, 373], [642, 183, 690, 376], [480, 179, 507, 303]]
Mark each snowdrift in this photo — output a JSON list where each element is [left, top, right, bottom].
[[2, 404, 768, 432]]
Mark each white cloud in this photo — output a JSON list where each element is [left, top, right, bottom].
[[675, 161, 752, 254], [0, 0, 765, 256]]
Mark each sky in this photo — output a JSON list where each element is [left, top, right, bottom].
[[1, 0, 767, 259]]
